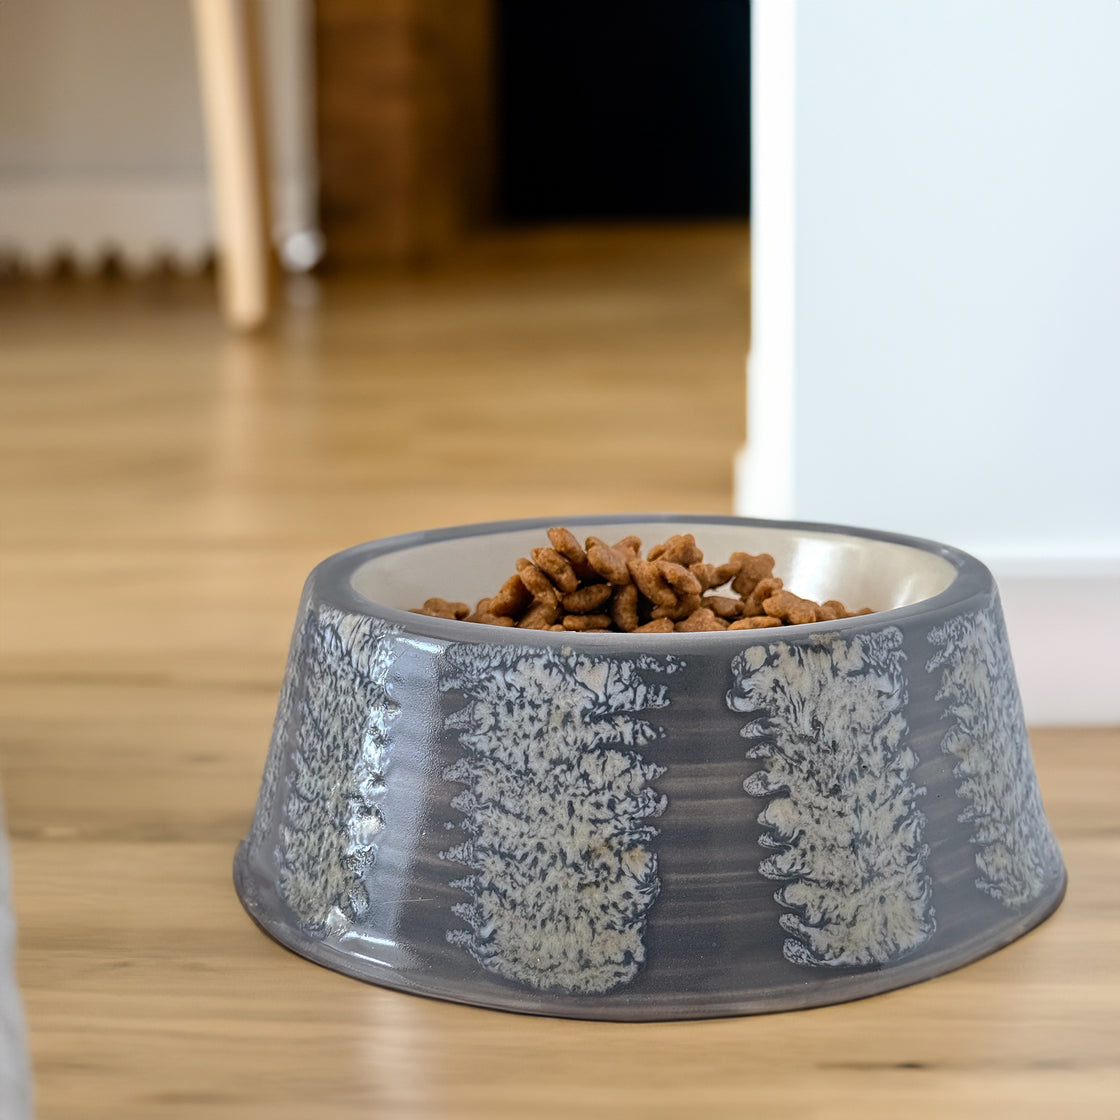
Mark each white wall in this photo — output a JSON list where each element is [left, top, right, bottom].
[[738, 0, 1120, 724], [0, 0, 316, 271]]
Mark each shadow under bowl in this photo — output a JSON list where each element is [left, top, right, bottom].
[[234, 514, 1065, 1020]]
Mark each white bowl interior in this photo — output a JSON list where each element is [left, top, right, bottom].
[[349, 522, 958, 617]]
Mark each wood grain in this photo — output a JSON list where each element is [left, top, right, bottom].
[[2, 225, 1117, 1119]]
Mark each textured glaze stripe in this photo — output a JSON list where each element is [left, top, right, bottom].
[[440, 645, 682, 994], [276, 608, 401, 935], [247, 602, 312, 860], [927, 607, 1063, 908], [729, 629, 935, 967]]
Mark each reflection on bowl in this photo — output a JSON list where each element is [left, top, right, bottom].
[[234, 514, 1065, 1020]]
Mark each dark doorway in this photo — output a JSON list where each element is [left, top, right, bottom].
[[497, 0, 751, 223]]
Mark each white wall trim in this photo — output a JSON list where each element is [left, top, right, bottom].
[[985, 551, 1118, 726], [995, 572, 1119, 727], [736, 0, 797, 520], [0, 172, 314, 275], [972, 549, 1120, 581], [0, 178, 215, 273]]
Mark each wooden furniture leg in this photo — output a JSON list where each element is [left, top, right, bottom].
[[191, 0, 272, 330]]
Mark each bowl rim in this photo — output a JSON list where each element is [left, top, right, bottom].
[[310, 513, 995, 645]]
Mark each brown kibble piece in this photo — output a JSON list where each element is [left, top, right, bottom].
[[651, 590, 701, 622], [489, 574, 533, 618], [730, 552, 777, 598], [612, 535, 643, 557], [676, 591, 702, 618], [676, 608, 728, 632], [548, 526, 597, 582], [688, 562, 723, 591], [741, 576, 784, 616], [712, 560, 741, 586], [411, 597, 471, 620], [562, 613, 613, 631], [634, 618, 675, 633], [561, 583, 614, 613], [628, 558, 676, 607], [517, 561, 556, 599], [648, 533, 704, 566], [518, 592, 560, 629], [657, 560, 702, 597], [610, 583, 640, 632], [703, 595, 744, 620], [465, 597, 493, 622], [547, 527, 585, 564], [586, 537, 632, 585], [475, 612, 516, 627], [815, 600, 844, 622], [530, 547, 579, 593], [728, 616, 783, 630], [762, 590, 820, 626]]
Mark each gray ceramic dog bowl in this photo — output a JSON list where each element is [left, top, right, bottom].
[[234, 515, 1065, 1020]]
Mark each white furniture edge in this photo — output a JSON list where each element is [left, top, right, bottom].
[[736, 0, 1118, 726], [738, 0, 796, 523]]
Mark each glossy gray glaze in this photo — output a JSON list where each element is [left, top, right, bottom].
[[234, 515, 1066, 1020]]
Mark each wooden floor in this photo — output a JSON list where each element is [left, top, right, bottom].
[[1, 224, 1117, 1119]]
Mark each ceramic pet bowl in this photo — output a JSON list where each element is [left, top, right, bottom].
[[234, 515, 1065, 1020]]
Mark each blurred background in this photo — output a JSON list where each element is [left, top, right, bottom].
[[0, 0, 756, 794], [1, 3, 1118, 1117], [0, 0, 752, 542]]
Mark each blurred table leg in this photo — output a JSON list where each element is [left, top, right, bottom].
[[192, 0, 273, 330]]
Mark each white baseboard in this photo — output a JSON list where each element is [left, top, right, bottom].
[[0, 178, 215, 273], [0, 173, 316, 274], [735, 442, 1117, 726], [990, 568, 1119, 727]]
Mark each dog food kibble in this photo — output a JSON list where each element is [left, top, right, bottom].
[[411, 530, 873, 632]]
